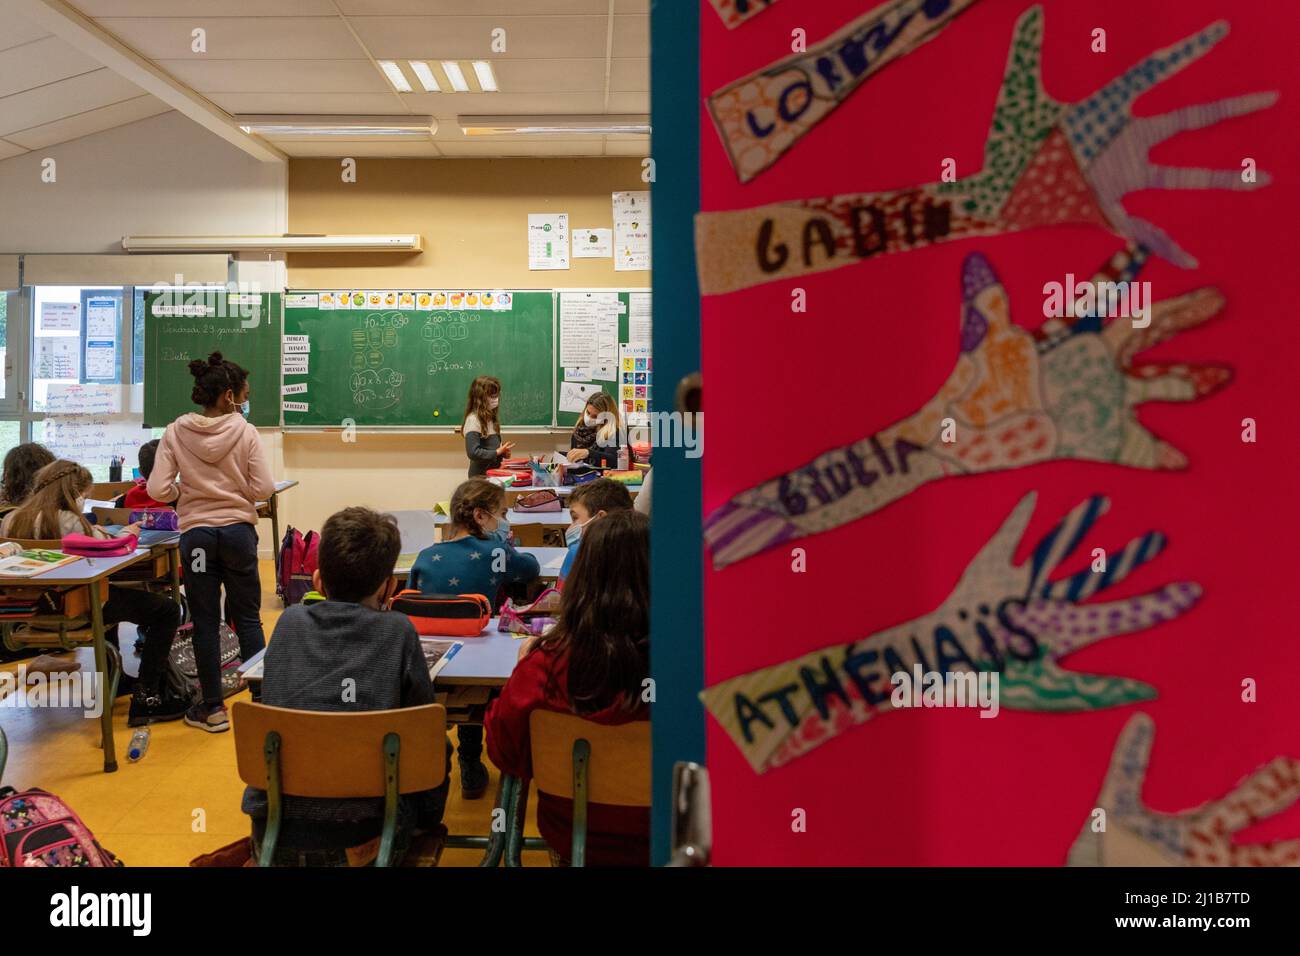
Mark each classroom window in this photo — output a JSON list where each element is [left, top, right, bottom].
[[0, 284, 158, 484]]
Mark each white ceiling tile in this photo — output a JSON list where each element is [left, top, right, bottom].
[[6, 96, 171, 150], [605, 92, 648, 112], [350, 16, 610, 60], [338, 1, 610, 14], [209, 92, 402, 114], [0, 69, 146, 137], [0, 17, 52, 54], [436, 138, 606, 157], [280, 139, 441, 157], [0, 138, 28, 160], [0, 36, 104, 99], [155, 58, 388, 93], [491, 58, 606, 93], [609, 58, 648, 92], [76, 1, 339, 15], [96, 17, 363, 59], [611, 14, 647, 59]]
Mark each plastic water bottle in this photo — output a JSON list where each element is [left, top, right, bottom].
[[127, 727, 150, 762]]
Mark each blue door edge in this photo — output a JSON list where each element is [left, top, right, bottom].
[[649, 0, 704, 865]]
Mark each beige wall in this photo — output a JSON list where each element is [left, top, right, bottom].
[[279, 157, 649, 535]]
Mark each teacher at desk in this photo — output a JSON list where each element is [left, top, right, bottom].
[[460, 375, 515, 477]]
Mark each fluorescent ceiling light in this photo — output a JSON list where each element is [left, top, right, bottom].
[[441, 61, 470, 93], [122, 235, 423, 253], [235, 115, 437, 137], [471, 61, 498, 92], [409, 60, 440, 92], [460, 114, 651, 136], [378, 60, 412, 93]]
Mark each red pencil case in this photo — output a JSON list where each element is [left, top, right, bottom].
[[61, 532, 138, 557]]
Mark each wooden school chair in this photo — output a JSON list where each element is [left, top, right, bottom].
[[502, 711, 651, 867], [232, 701, 449, 867]]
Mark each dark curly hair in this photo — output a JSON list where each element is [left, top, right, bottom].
[[1, 442, 55, 505], [188, 351, 249, 409]]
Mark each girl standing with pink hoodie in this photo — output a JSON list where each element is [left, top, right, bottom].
[[148, 352, 277, 733]]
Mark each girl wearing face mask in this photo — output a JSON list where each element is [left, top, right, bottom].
[[566, 392, 627, 469], [460, 376, 515, 477], [409, 478, 539, 799], [1, 460, 189, 727], [147, 351, 277, 734]]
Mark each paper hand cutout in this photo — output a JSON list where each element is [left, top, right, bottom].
[[1068, 714, 1300, 866], [696, 6, 1277, 294], [705, 244, 1228, 569], [701, 493, 1200, 773]]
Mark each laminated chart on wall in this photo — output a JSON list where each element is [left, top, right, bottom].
[[282, 290, 553, 427], [696, 4, 1279, 293], [528, 213, 570, 270], [619, 344, 652, 427], [613, 191, 651, 271]]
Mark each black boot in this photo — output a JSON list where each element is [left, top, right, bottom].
[[127, 680, 189, 727]]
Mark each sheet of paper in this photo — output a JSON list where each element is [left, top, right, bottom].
[[283, 356, 309, 375], [528, 213, 570, 270], [282, 401, 309, 413], [597, 312, 619, 370], [613, 190, 651, 271], [572, 227, 613, 258], [629, 292, 652, 344], [282, 382, 308, 395], [559, 380, 603, 413], [41, 417, 153, 476], [559, 292, 617, 366], [34, 336, 78, 379], [565, 367, 594, 382], [543, 553, 566, 571], [44, 383, 126, 414], [39, 301, 80, 332]]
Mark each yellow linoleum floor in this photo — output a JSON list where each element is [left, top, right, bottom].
[[0, 560, 544, 867]]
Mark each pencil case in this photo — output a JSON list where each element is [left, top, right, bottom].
[[61, 533, 137, 557], [515, 489, 562, 513], [604, 470, 644, 486], [129, 509, 179, 531], [485, 469, 516, 486], [389, 590, 491, 637]]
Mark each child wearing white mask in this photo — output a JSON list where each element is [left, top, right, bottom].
[[557, 477, 635, 583], [460, 375, 515, 477]]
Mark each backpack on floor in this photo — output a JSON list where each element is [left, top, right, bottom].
[[277, 527, 319, 607], [168, 621, 244, 700], [0, 788, 123, 867]]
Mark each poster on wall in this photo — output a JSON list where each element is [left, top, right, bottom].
[[39, 301, 79, 332], [618, 343, 652, 426], [691, 0, 1294, 866], [527, 213, 570, 270], [83, 295, 118, 381], [572, 227, 613, 258], [612, 191, 651, 271]]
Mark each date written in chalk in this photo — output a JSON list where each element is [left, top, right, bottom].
[[1126, 892, 1251, 907]]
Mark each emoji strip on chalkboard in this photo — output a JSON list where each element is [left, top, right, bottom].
[[708, 0, 980, 181], [705, 244, 1229, 569], [701, 492, 1199, 774], [698, 6, 1277, 294]]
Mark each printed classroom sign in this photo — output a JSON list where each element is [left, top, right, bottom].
[[695, 0, 1297, 866]]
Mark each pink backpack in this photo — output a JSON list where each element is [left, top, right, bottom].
[[277, 527, 319, 606], [0, 788, 122, 867]]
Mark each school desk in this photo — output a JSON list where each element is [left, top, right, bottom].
[[387, 508, 572, 548], [0, 540, 182, 773], [501, 483, 640, 499]]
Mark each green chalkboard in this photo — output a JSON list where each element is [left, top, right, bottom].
[[143, 291, 281, 428], [555, 291, 650, 428], [282, 291, 554, 427]]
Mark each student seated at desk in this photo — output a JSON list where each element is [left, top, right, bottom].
[[559, 478, 634, 584], [486, 510, 650, 866], [566, 392, 628, 469], [1, 460, 188, 727], [116, 439, 170, 510], [0, 442, 55, 516], [409, 478, 539, 798], [242, 506, 452, 867]]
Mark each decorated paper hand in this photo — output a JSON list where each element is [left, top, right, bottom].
[[697, 5, 1277, 293], [701, 493, 1200, 773], [1068, 714, 1300, 866], [705, 245, 1228, 568]]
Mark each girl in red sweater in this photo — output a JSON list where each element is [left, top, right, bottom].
[[486, 509, 650, 866]]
